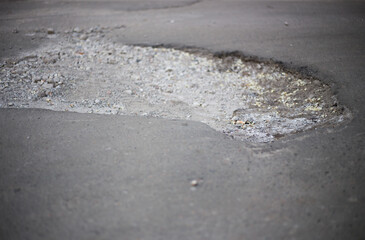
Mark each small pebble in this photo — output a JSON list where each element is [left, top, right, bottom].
[[43, 83, 54, 89], [80, 34, 88, 40], [37, 90, 47, 98], [192, 102, 200, 107], [313, 80, 321, 85], [190, 180, 198, 187], [47, 28, 55, 34], [125, 90, 132, 95], [73, 27, 81, 33], [33, 77, 42, 83], [232, 116, 239, 121]]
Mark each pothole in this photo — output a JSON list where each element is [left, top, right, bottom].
[[0, 27, 351, 142]]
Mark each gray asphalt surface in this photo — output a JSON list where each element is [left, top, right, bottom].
[[1, 0, 365, 239]]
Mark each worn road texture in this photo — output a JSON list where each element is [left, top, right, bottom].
[[1, 0, 365, 239]]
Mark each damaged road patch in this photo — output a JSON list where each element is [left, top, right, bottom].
[[0, 27, 351, 142]]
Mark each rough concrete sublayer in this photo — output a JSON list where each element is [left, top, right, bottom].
[[0, 0, 365, 239]]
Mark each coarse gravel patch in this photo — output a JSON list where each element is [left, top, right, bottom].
[[0, 26, 351, 142]]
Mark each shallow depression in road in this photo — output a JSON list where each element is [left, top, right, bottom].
[[0, 27, 351, 142]]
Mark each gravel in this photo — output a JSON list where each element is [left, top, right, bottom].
[[47, 28, 55, 34], [0, 26, 351, 142]]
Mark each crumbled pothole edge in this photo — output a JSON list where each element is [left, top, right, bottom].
[[0, 26, 353, 143]]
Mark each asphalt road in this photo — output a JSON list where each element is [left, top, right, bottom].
[[1, 0, 365, 239]]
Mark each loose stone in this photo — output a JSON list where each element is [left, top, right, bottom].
[[190, 180, 198, 187], [73, 27, 81, 33], [80, 34, 88, 40], [47, 28, 55, 34]]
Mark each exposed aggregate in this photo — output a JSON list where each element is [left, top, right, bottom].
[[0, 27, 351, 142]]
